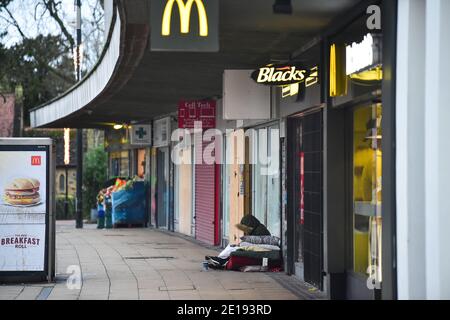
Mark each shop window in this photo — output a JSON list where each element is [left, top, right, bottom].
[[137, 149, 146, 178], [120, 151, 130, 177], [223, 134, 232, 240], [111, 158, 120, 177], [110, 151, 130, 178], [251, 125, 281, 238], [352, 104, 382, 283], [59, 174, 65, 193]]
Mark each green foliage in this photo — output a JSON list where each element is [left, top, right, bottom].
[[23, 128, 65, 139], [56, 195, 75, 220], [83, 146, 108, 216], [0, 34, 75, 125]]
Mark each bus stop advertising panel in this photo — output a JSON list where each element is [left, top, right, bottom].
[[0, 138, 55, 283]]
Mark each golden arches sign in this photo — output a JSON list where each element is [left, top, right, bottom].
[[162, 0, 209, 37]]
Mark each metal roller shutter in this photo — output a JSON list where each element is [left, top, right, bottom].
[[195, 140, 219, 245]]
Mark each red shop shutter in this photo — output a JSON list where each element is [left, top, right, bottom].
[[195, 139, 219, 246]]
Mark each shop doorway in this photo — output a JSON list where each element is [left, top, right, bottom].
[[227, 130, 245, 245], [288, 110, 324, 290], [251, 124, 281, 238], [223, 130, 253, 245], [346, 103, 383, 300], [156, 147, 170, 229], [136, 149, 146, 178], [174, 146, 194, 236]]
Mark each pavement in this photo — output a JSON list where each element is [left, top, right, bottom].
[[0, 221, 326, 300]]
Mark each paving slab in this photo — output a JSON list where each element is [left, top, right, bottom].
[[0, 221, 325, 300]]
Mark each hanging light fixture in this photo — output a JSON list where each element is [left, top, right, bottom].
[[273, 0, 292, 14]]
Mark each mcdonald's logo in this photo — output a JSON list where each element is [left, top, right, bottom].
[[31, 156, 42, 166], [162, 0, 209, 37]]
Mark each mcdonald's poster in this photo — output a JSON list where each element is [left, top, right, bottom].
[[150, 0, 219, 52], [0, 151, 47, 215], [0, 149, 47, 271]]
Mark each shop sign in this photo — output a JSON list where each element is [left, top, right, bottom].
[[252, 64, 319, 101], [153, 117, 171, 148], [251, 64, 309, 86], [281, 66, 319, 98], [150, 0, 219, 52], [178, 100, 216, 129], [130, 124, 152, 146], [346, 33, 382, 75]]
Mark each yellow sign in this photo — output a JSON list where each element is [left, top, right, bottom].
[[281, 66, 319, 99], [162, 0, 209, 37], [282, 83, 299, 98], [329, 44, 348, 97], [305, 66, 319, 88]]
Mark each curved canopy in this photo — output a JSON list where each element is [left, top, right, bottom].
[[30, 0, 360, 129]]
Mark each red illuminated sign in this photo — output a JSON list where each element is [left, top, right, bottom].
[[300, 152, 305, 225], [178, 100, 216, 129]]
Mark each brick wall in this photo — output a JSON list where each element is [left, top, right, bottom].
[[0, 94, 15, 137], [55, 168, 77, 197]]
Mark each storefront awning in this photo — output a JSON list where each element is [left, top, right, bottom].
[[30, 0, 360, 129]]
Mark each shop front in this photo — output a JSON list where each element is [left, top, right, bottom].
[[174, 139, 195, 237], [250, 122, 281, 239], [280, 1, 397, 299], [281, 43, 324, 289], [175, 100, 219, 245], [194, 128, 220, 246], [222, 129, 245, 245], [220, 69, 281, 247], [106, 130, 148, 180], [324, 3, 394, 299], [151, 117, 175, 230]]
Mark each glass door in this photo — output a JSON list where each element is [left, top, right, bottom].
[[137, 149, 146, 177], [156, 147, 169, 229], [292, 111, 323, 289], [222, 134, 231, 244], [266, 124, 280, 238], [252, 129, 267, 225], [251, 125, 281, 238], [175, 144, 193, 236], [352, 103, 382, 287]]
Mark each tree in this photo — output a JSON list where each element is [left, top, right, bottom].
[[0, 34, 76, 124], [83, 146, 108, 217], [0, 0, 105, 125]]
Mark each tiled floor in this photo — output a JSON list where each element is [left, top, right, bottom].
[[0, 221, 325, 300]]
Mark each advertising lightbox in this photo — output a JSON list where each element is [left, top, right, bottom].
[[0, 138, 55, 282]]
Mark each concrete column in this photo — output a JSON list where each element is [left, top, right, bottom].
[[397, 0, 450, 300], [424, 0, 450, 300], [395, 0, 426, 300]]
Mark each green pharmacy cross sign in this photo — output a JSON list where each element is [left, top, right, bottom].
[[130, 124, 152, 146], [136, 127, 147, 140]]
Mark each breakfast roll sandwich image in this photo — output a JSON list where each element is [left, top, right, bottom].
[[3, 178, 41, 206]]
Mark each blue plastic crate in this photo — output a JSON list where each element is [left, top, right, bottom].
[[111, 182, 147, 226]]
